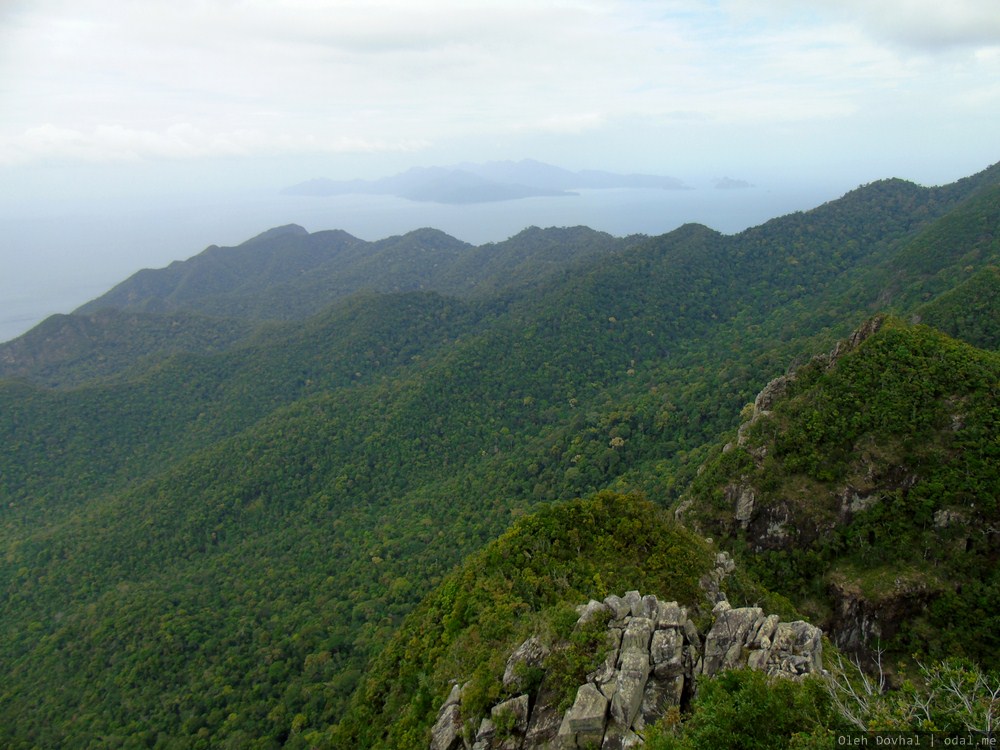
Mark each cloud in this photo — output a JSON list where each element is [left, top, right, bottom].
[[0, 0, 997, 172], [526, 112, 608, 134], [0, 123, 427, 165], [727, 0, 1000, 52]]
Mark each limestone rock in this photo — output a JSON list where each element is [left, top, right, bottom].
[[650, 628, 684, 679], [604, 594, 632, 620], [655, 600, 685, 629], [429, 591, 825, 750], [732, 485, 756, 529], [620, 617, 654, 656], [602, 722, 643, 750], [577, 599, 611, 625], [475, 717, 497, 744], [556, 712, 576, 749], [492, 694, 531, 750], [749, 614, 779, 649], [623, 591, 642, 617], [754, 374, 792, 414], [638, 595, 660, 620], [828, 315, 884, 366], [638, 676, 682, 730], [610, 649, 651, 728], [524, 669, 567, 748], [702, 605, 764, 676], [443, 682, 462, 708], [523, 700, 562, 748], [504, 636, 550, 690], [770, 621, 823, 676], [430, 702, 463, 750], [567, 683, 609, 734]]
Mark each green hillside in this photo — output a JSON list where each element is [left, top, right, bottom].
[[0, 308, 257, 388], [1, 161, 999, 748], [73, 224, 630, 322], [330, 491, 716, 749], [916, 266, 1000, 350], [679, 318, 1000, 668]]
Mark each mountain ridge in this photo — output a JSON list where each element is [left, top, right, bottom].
[[1, 159, 998, 748]]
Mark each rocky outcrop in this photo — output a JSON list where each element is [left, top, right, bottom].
[[429, 591, 823, 750], [826, 576, 936, 662], [826, 315, 884, 366]]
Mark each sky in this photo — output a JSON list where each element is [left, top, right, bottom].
[[1, 0, 999, 339]]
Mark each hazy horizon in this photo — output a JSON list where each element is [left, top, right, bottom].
[[2, 1, 998, 342], [0, 168, 857, 343]]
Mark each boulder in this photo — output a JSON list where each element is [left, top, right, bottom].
[[503, 636, 550, 690], [638, 595, 660, 620], [602, 723, 643, 750], [475, 717, 496, 744], [638, 676, 682, 730], [610, 650, 651, 729], [623, 591, 642, 617], [620, 618, 654, 656], [604, 594, 632, 620], [443, 682, 462, 708], [702, 606, 764, 676], [492, 694, 531, 750], [430, 702, 463, 750], [655, 601, 685, 629], [577, 599, 611, 625], [567, 683, 609, 734], [770, 621, 823, 676], [650, 629, 684, 679]]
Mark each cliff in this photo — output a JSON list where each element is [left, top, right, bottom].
[[429, 587, 822, 750]]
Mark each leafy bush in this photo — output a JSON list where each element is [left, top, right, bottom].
[[646, 669, 843, 750]]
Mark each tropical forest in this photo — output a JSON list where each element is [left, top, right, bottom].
[[2, 160, 999, 749]]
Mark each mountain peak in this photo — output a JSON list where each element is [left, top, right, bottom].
[[246, 223, 309, 243]]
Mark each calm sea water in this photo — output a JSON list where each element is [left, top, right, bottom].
[[0, 182, 843, 344]]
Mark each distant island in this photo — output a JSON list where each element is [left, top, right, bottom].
[[280, 158, 689, 204], [714, 176, 754, 189]]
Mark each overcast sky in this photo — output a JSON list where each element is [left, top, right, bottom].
[[2, 0, 998, 194]]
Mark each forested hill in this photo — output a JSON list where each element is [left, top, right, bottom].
[[73, 224, 633, 321], [0, 161, 998, 748], [679, 316, 1000, 668]]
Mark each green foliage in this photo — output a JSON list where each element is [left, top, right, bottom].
[[74, 224, 632, 323], [0, 161, 998, 747], [0, 308, 257, 387], [683, 319, 1000, 665], [544, 606, 614, 712], [645, 669, 842, 750], [328, 492, 713, 749], [917, 266, 1000, 350]]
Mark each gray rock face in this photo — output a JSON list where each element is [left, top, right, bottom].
[[504, 636, 550, 691], [567, 683, 610, 733], [492, 694, 531, 750], [754, 374, 791, 414], [428, 591, 824, 750], [701, 601, 822, 680], [577, 599, 611, 625], [430, 702, 463, 750], [620, 617, 654, 655], [604, 594, 632, 620], [650, 628, 684, 679]]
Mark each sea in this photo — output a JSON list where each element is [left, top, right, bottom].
[[0, 181, 845, 344]]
